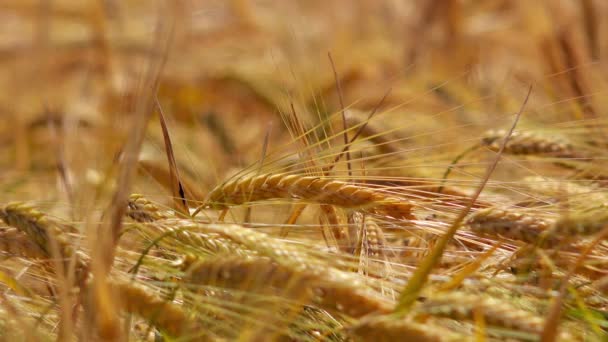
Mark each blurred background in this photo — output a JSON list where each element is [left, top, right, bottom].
[[1, 0, 607, 210]]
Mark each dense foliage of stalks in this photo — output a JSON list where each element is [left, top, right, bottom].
[[2, 0, 608, 341]]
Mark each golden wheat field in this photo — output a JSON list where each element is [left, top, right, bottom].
[[2, 0, 608, 340]]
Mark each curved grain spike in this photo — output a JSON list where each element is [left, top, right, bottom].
[[206, 173, 414, 219], [0, 202, 77, 257], [552, 209, 608, 237], [184, 256, 392, 318], [348, 315, 457, 342], [0, 203, 89, 288], [140, 219, 338, 270], [111, 280, 196, 338], [127, 194, 172, 222], [417, 292, 544, 334], [358, 216, 393, 285], [482, 129, 582, 158], [136, 220, 254, 258], [0, 228, 47, 259], [466, 207, 556, 246]]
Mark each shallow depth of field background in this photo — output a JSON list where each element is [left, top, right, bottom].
[[1, 1, 608, 341]]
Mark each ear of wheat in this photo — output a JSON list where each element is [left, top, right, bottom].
[[205, 172, 415, 219], [0, 203, 89, 286], [0, 227, 47, 259], [465, 207, 556, 247], [0, 202, 75, 257], [552, 209, 608, 237], [481, 130, 582, 158], [417, 292, 544, 335], [127, 194, 172, 222], [184, 255, 392, 317], [110, 280, 193, 338]]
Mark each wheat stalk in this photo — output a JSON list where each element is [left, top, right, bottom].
[[205, 172, 415, 219]]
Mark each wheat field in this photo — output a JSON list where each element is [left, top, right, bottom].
[[1, 1, 608, 341]]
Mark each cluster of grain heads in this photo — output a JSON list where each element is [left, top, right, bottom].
[[348, 314, 459, 342], [465, 207, 556, 247], [183, 255, 392, 318], [204, 172, 415, 219], [481, 130, 583, 159], [140, 219, 393, 315], [416, 292, 544, 335]]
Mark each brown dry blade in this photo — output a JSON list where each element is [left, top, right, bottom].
[[156, 97, 189, 216], [138, 160, 205, 206]]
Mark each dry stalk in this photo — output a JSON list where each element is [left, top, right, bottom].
[[417, 292, 544, 335], [184, 256, 392, 318], [205, 173, 415, 219], [466, 207, 556, 246]]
